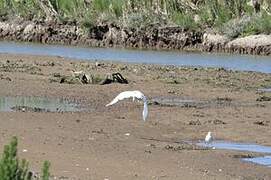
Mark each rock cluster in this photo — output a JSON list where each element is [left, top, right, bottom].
[[0, 19, 270, 55]]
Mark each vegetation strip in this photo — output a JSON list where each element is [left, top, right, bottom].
[[0, 0, 270, 55]]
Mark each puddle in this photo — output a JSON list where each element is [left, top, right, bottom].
[[257, 88, 271, 93], [197, 140, 271, 167], [0, 96, 82, 112], [197, 141, 271, 153], [243, 156, 271, 167], [149, 96, 258, 109], [149, 96, 206, 108]]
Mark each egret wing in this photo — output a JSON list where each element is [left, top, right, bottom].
[[142, 101, 148, 121], [106, 91, 134, 106]]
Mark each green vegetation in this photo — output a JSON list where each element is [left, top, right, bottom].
[[42, 161, 50, 180], [0, 137, 51, 180], [221, 12, 271, 38], [0, 0, 270, 37]]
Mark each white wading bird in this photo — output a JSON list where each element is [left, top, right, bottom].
[[106, 90, 148, 121], [205, 131, 213, 144]]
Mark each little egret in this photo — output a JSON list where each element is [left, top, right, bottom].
[[205, 131, 213, 144], [106, 90, 148, 121]]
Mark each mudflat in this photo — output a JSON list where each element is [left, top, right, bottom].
[[0, 53, 271, 179]]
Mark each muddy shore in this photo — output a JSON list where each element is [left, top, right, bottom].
[[0, 19, 270, 56], [0, 53, 271, 179]]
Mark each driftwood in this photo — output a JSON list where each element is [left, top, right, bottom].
[[112, 73, 128, 84], [100, 73, 128, 85], [70, 71, 128, 85]]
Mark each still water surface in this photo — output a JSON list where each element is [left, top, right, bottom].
[[0, 41, 270, 73], [198, 140, 271, 167], [0, 96, 81, 112]]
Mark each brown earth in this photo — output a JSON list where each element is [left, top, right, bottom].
[[0, 53, 271, 179]]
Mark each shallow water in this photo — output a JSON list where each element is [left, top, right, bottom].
[[150, 96, 260, 109], [150, 96, 205, 107], [0, 96, 81, 112], [197, 140, 271, 167], [0, 41, 271, 73], [243, 156, 271, 167], [197, 140, 271, 153], [258, 88, 271, 93]]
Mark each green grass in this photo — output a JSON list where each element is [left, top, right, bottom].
[[0, 0, 41, 19], [0, 137, 29, 180], [242, 12, 271, 36], [42, 161, 50, 180], [0, 0, 270, 36], [0, 136, 51, 180], [221, 12, 271, 38], [171, 12, 197, 30]]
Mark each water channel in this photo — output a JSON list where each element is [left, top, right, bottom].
[[0, 41, 270, 73]]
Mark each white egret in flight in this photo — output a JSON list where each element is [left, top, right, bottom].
[[106, 90, 148, 121]]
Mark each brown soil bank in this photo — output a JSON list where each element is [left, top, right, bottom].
[[0, 54, 271, 179], [0, 19, 270, 55]]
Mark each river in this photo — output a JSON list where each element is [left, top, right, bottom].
[[0, 41, 270, 73]]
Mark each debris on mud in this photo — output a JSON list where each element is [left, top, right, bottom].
[[11, 106, 50, 112], [150, 93, 271, 110], [189, 119, 226, 125], [206, 119, 227, 125], [100, 73, 128, 85], [149, 96, 202, 108], [231, 154, 255, 159], [253, 120, 270, 126], [256, 96, 271, 102], [188, 119, 202, 126], [0, 60, 42, 74], [50, 71, 128, 85], [58, 76, 82, 84], [215, 97, 232, 103], [164, 143, 209, 151], [0, 74, 11, 81]]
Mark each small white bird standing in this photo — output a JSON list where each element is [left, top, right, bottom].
[[106, 90, 148, 121], [205, 131, 213, 144]]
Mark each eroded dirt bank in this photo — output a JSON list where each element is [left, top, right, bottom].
[[0, 54, 271, 179], [0, 19, 270, 55]]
